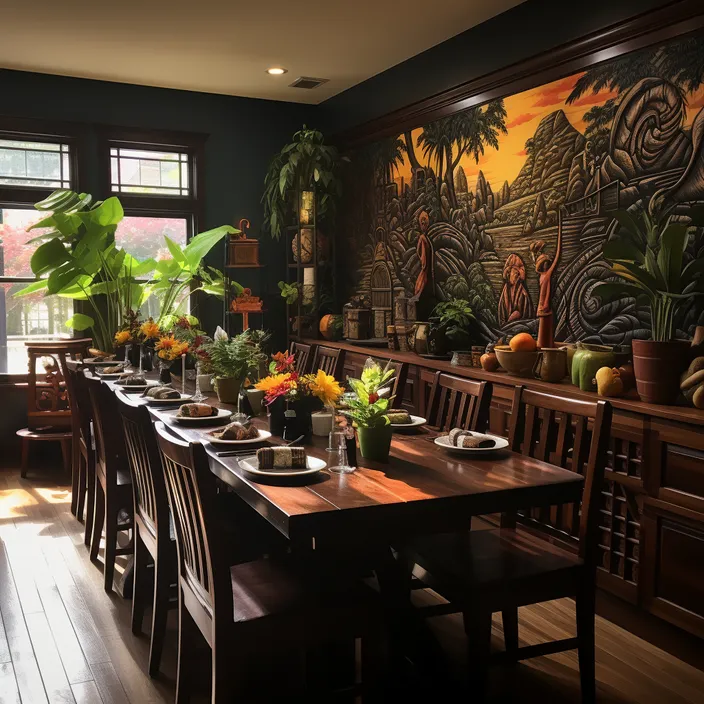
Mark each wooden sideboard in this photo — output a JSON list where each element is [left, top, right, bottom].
[[298, 338, 704, 640]]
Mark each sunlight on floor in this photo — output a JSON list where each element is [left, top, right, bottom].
[[0, 488, 38, 518]]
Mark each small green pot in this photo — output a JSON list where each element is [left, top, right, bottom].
[[215, 376, 242, 404], [357, 424, 393, 462]]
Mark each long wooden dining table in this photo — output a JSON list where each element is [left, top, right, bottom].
[[109, 380, 585, 684]]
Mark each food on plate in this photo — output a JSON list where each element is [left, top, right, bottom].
[[256, 446, 306, 470], [88, 349, 115, 361], [208, 421, 260, 441], [445, 427, 496, 449], [100, 365, 125, 374], [144, 386, 181, 400], [115, 374, 147, 386], [177, 403, 217, 417], [386, 410, 412, 424], [509, 333, 537, 352]]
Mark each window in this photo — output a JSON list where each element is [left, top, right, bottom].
[[110, 147, 190, 196], [0, 125, 78, 374]]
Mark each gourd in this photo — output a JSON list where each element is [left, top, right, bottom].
[[595, 367, 625, 397], [571, 344, 615, 392]]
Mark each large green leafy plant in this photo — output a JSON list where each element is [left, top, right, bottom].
[[431, 298, 475, 346], [262, 126, 346, 239], [206, 328, 268, 380], [15, 189, 237, 351], [344, 359, 396, 428], [594, 199, 704, 341]]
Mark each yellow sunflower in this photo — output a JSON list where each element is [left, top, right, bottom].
[[308, 370, 343, 407], [255, 373, 293, 393], [140, 320, 160, 340], [114, 330, 131, 345]]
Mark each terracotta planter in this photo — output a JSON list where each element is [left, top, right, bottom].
[[215, 376, 242, 404], [357, 424, 393, 462], [632, 339, 689, 405]]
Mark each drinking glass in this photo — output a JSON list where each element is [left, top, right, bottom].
[[124, 343, 135, 373], [329, 430, 355, 474], [191, 362, 207, 402]]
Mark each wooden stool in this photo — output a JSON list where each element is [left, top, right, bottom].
[[17, 428, 72, 478]]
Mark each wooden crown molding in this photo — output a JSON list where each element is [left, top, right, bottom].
[[335, 0, 704, 149]]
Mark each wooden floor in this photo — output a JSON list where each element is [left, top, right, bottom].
[[1, 466, 703, 704]]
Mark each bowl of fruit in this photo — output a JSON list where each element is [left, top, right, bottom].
[[494, 333, 540, 377]]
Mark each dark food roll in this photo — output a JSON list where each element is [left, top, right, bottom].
[[460, 435, 496, 449], [177, 403, 217, 417], [210, 421, 259, 441], [448, 428, 469, 446], [387, 410, 412, 424], [256, 446, 306, 470], [145, 386, 180, 399], [115, 374, 147, 386]]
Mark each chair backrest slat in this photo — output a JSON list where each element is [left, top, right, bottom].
[[428, 374, 491, 433], [289, 341, 316, 374], [311, 345, 345, 380], [154, 422, 231, 625], [65, 360, 92, 445], [507, 386, 612, 566], [86, 375, 127, 475], [116, 392, 169, 536]]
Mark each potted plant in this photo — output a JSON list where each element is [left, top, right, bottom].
[[344, 359, 397, 462], [429, 299, 475, 354], [205, 329, 267, 404], [262, 126, 346, 260], [594, 199, 704, 404]]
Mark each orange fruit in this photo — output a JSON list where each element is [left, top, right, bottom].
[[509, 333, 537, 352]]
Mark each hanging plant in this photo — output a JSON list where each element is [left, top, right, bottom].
[[261, 126, 347, 240]]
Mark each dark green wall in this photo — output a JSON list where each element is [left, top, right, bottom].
[[0, 69, 315, 338]]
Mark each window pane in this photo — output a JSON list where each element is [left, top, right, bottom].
[[115, 216, 188, 261], [0, 138, 71, 188], [0, 208, 52, 278], [0, 284, 73, 373], [110, 146, 190, 196]]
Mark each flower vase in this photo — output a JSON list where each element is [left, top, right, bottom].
[[141, 345, 154, 372], [357, 424, 393, 462], [158, 360, 172, 384]]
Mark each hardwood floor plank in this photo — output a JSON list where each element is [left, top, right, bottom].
[[70, 681, 104, 704], [0, 661, 21, 704], [89, 663, 129, 704], [0, 523, 43, 617], [26, 612, 76, 704], [0, 609, 11, 664]]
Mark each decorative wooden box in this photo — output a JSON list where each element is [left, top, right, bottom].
[[227, 218, 260, 266], [345, 308, 371, 340]]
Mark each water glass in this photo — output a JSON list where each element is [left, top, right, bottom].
[[329, 430, 356, 474]]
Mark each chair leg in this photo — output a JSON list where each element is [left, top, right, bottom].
[[84, 458, 96, 546], [131, 527, 148, 635], [361, 622, 388, 702], [60, 438, 72, 476], [176, 596, 198, 704], [577, 585, 597, 704], [463, 607, 492, 703], [212, 631, 237, 704], [149, 552, 171, 677], [103, 501, 118, 593], [70, 440, 80, 517], [90, 482, 105, 563], [20, 438, 29, 479], [502, 607, 519, 655], [76, 451, 87, 523]]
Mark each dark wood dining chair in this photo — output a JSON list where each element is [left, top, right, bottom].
[[86, 375, 134, 592], [65, 360, 94, 529], [426, 372, 492, 432], [289, 341, 316, 374], [154, 421, 386, 703], [402, 387, 612, 703], [116, 391, 177, 676], [311, 345, 345, 379]]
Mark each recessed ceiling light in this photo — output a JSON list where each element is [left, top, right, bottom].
[[266, 67, 287, 75]]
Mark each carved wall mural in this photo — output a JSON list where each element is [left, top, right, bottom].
[[340, 34, 704, 345]]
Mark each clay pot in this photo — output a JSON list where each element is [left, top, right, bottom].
[[632, 339, 689, 405]]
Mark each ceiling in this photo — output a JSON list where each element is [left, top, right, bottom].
[[0, 0, 525, 104]]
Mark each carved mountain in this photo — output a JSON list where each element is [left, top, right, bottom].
[[455, 165, 468, 194], [510, 110, 586, 201]]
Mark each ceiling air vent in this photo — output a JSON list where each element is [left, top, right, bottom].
[[289, 76, 328, 90]]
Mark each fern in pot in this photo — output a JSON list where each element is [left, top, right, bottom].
[[206, 328, 268, 404], [594, 199, 704, 404]]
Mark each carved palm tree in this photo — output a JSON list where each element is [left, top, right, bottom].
[[583, 98, 618, 154]]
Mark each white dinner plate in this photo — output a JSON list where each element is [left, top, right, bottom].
[[113, 382, 157, 393], [390, 415, 426, 429], [172, 408, 232, 424], [83, 357, 121, 367], [239, 454, 326, 477], [97, 371, 127, 379], [205, 429, 272, 445], [143, 393, 194, 406], [434, 433, 509, 453]]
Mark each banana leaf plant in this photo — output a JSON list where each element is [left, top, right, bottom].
[[594, 199, 704, 342]]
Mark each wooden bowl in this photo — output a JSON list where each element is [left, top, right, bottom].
[[494, 345, 539, 377]]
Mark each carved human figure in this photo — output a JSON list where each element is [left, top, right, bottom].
[[498, 253, 534, 326], [530, 229, 562, 349], [414, 210, 433, 298]]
